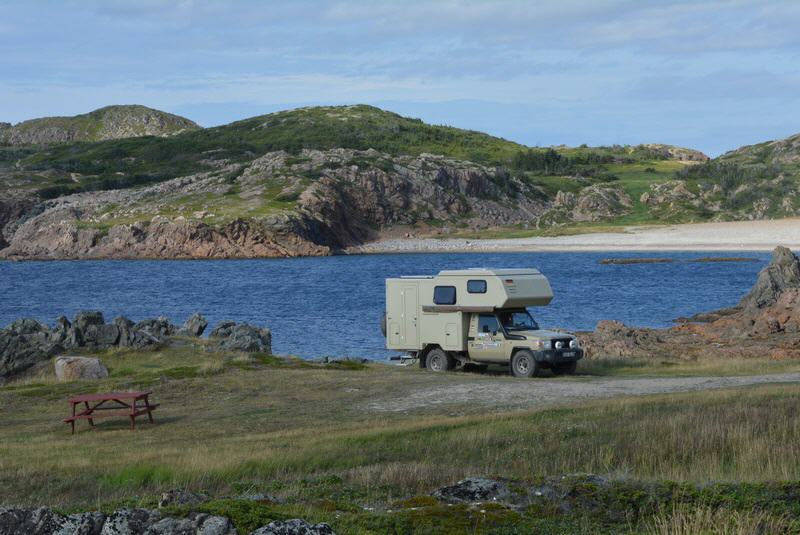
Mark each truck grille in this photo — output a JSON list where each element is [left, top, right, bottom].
[[553, 338, 572, 350]]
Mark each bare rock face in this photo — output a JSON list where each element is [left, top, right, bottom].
[[739, 246, 800, 310], [578, 320, 666, 359], [538, 184, 632, 226], [54, 356, 109, 381]]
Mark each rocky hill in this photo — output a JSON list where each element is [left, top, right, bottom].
[[639, 130, 800, 222], [0, 105, 199, 146], [0, 104, 714, 259]]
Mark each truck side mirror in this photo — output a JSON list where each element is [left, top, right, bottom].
[[491, 330, 497, 336]]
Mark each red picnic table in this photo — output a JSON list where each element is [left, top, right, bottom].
[[64, 391, 158, 434]]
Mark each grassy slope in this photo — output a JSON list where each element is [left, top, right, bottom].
[[2, 346, 800, 533]]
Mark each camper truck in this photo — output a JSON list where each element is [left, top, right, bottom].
[[383, 268, 582, 377]]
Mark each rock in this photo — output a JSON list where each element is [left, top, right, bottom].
[[432, 477, 512, 504], [158, 489, 208, 508], [8, 318, 49, 336], [212, 322, 272, 353], [54, 356, 109, 381], [738, 246, 800, 310], [100, 508, 161, 535], [249, 519, 336, 535], [238, 493, 286, 504], [579, 320, 663, 359], [147, 513, 235, 535], [134, 317, 176, 339], [0, 326, 58, 379], [74, 311, 105, 332], [94, 324, 121, 346], [0, 507, 106, 535], [209, 321, 237, 339], [179, 313, 208, 337]]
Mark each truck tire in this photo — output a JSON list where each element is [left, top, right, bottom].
[[553, 362, 577, 375], [511, 350, 540, 378], [380, 314, 387, 337], [426, 348, 454, 372]]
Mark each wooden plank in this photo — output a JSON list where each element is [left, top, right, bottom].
[[68, 391, 151, 403]]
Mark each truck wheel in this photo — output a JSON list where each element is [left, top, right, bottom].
[[426, 349, 454, 372], [511, 350, 540, 378], [553, 362, 577, 375]]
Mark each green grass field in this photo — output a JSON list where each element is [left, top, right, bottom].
[[2, 345, 800, 533]]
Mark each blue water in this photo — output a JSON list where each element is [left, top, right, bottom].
[[0, 252, 769, 359]]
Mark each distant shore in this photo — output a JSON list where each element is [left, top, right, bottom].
[[348, 218, 800, 254]]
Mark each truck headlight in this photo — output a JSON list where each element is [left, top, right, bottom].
[[569, 339, 578, 349]]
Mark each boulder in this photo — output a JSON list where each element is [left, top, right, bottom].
[[212, 322, 272, 353], [74, 311, 105, 332], [0, 326, 58, 379], [209, 321, 237, 339], [0, 507, 106, 535], [249, 519, 336, 535], [158, 489, 208, 508], [100, 508, 161, 534], [54, 356, 109, 381], [134, 317, 177, 339], [146, 513, 235, 535], [179, 313, 208, 337]]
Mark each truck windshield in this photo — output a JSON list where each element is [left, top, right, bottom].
[[498, 310, 539, 331]]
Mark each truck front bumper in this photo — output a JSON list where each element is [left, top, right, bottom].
[[533, 348, 584, 364]]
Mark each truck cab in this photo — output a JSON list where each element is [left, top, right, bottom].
[[383, 268, 582, 377]]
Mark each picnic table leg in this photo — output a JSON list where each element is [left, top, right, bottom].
[[71, 402, 76, 434], [84, 401, 94, 427], [144, 395, 155, 424], [129, 399, 136, 431]]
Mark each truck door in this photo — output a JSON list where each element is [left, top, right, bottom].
[[468, 313, 505, 362], [401, 285, 418, 347]]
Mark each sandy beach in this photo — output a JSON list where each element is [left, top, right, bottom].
[[348, 218, 800, 254]]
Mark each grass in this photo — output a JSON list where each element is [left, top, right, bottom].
[[577, 357, 800, 377]]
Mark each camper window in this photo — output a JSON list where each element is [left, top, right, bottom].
[[467, 280, 487, 293], [433, 286, 456, 305]]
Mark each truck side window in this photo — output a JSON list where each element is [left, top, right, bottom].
[[467, 280, 487, 293], [433, 286, 456, 305], [478, 314, 499, 334]]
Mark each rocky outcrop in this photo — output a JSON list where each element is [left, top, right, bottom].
[[210, 321, 272, 353], [179, 313, 208, 337], [537, 184, 632, 227], [54, 356, 109, 381], [0, 312, 173, 380], [583, 246, 800, 359], [0, 506, 333, 535], [0, 105, 199, 146]]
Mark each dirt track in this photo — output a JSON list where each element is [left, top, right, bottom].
[[365, 371, 800, 412]]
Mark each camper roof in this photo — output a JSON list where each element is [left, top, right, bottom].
[[436, 268, 542, 277]]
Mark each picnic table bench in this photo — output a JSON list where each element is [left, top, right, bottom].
[[64, 391, 158, 434]]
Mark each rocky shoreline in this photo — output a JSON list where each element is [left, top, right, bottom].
[[0, 312, 272, 383]]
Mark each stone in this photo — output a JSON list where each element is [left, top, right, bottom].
[[738, 246, 800, 310], [179, 313, 208, 337], [0, 328, 57, 379], [100, 508, 161, 535], [147, 513, 235, 535], [94, 324, 120, 346], [209, 321, 237, 338], [74, 311, 105, 332], [158, 489, 207, 508], [0, 507, 106, 535], [213, 323, 272, 353], [54, 356, 109, 381], [249, 519, 336, 535], [134, 317, 176, 339]]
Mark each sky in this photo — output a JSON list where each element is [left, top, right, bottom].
[[1, 0, 799, 156]]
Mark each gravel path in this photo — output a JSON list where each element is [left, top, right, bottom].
[[365, 372, 800, 412], [349, 219, 800, 254]]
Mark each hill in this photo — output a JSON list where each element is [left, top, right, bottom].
[[0, 104, 716, 259], [638, 131, 800, 222], [0, 104, 199, 146]]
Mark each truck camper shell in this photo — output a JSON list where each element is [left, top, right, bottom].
[[385, 268, 554, 352]]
